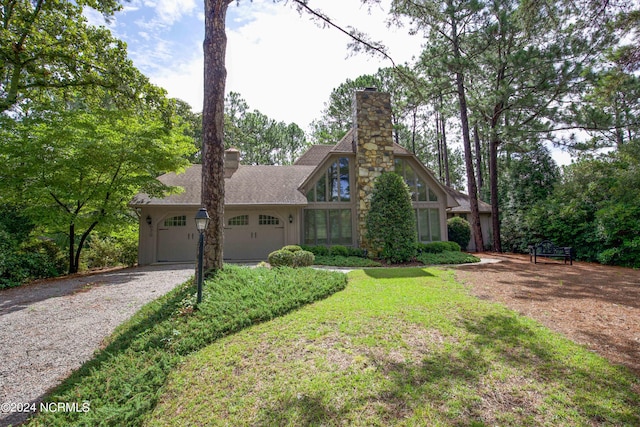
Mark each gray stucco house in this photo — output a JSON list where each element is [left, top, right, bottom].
[[131, 89, 491, 264]]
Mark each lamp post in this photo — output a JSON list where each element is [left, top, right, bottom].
[[195, 207, 210, 305]]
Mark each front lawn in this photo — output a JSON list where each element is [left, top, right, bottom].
[[147, 268, 639, 426], [26, 265, 347, 426]]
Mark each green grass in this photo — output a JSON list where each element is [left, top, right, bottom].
[[145, 268, 640, 427], [26, 265, 347, 427]]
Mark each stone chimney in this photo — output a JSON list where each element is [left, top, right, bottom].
[[352, 88, 395, 251], [224, 148, 240, 178]]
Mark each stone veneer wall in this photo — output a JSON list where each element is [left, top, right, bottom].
[[352, 89, 395, 252]]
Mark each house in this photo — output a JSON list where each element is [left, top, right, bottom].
[[131, 89, 490, 264]]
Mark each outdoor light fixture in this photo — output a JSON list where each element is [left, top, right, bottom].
[[194, 207, 210, 305], [195, 208, 210, 233], [288, 214, 294, 224], [146, 215, 152, 226]]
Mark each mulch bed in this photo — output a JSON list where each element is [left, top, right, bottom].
[[453, 253, 640, 377]]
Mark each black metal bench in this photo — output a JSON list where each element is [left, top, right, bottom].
[[528, 240, 574, 265]]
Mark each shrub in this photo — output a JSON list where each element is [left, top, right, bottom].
[[300, 245, 329, 256], [0, 234, 66, 289], [292, 250, 315, 267], [313, 255, 382, 268], [347, 247, 366, 258], [416, 251, 480, 265], [417, 241, 462, 254], [282, 245, 303, 253], [365, 173, 417, 263], [329, 245, 349, 257], [447, 217, 471, 250], [82, 232, 138, 269], [268, 249, 295, 267]]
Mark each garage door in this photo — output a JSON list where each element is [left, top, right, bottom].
[[224, 213, 285, 260], [156, 214, 198, 262]]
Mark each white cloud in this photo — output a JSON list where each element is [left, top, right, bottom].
[[154, 0, 197, 25], [222, 0, 420, 129], [143, 0, 421, 131]]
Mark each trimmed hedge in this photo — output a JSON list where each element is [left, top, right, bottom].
[[416, 241, 461, 254], [268, 247, 315, 267]]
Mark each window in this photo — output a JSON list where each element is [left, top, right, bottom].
[[304, 209, 352, 245], [228, 215, 249, 226], [394, 158, 437, 202], [164, 215, 186, 227], [306, 157, 350, 203], [415, 208, 441, 242], [259, 215, 280, 225]]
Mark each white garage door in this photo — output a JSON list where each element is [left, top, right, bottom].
[[156, 214, 198, 262], [224, 213, 285, 260]]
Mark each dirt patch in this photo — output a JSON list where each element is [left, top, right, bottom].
[[453, 253, 640, 377]]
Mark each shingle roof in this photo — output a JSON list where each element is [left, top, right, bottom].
[[293, 145, 335, 165], [445, 187, 492, 213], [131, 164, 315, 207]]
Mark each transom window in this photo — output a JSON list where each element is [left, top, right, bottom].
[[306, 157, 350, 203], [164, 215, 186, 227], [304, 209, 352, 245], [228, 215, 249, 226], [259, 215, 280, 225], [415, 208, 441, 242], [394, 158, 438, 202]]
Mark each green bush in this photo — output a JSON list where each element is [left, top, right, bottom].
[[82, 231, 138, 269], [416, 251, 480, 265], [314, 255, 382, 268], [347, 247, 366, 258], [300, 245, 329, 256], [268, 249, 295, 267], [329, 245, 349, 257], [0, 234, 66, 289], [365, 173, 417, 263], [292, 250, 315, 267], [416, 241, 461, 254], [282, 245, 303, 253], [447, 217, 471, 250]]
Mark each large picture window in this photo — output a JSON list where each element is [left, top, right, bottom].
[[304, 209, 352, 245], [394, 158, 438, 202], [306, 157, 350, 203], [415, 208, 441, 242]]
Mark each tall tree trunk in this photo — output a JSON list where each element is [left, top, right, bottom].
[[435, 111, 443, 181], [474, 124, 483, 194], [202, 0, 231, 272], [441, 113, 451, 187], [450, 9, 484, 252], [489, 136, 501, 252], [68, 223, 76, 274]]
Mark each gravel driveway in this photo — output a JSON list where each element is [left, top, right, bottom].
[[0, 264, 194, 427]]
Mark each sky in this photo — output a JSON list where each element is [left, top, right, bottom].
[[87, 0, 572, 166], [87, 0, 422, 129]]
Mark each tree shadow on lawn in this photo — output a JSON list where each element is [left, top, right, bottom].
[[371, 313, 640, 425], [364, 267, 434, 279]]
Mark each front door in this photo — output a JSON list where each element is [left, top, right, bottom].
[[224, 213, 285, 260]]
